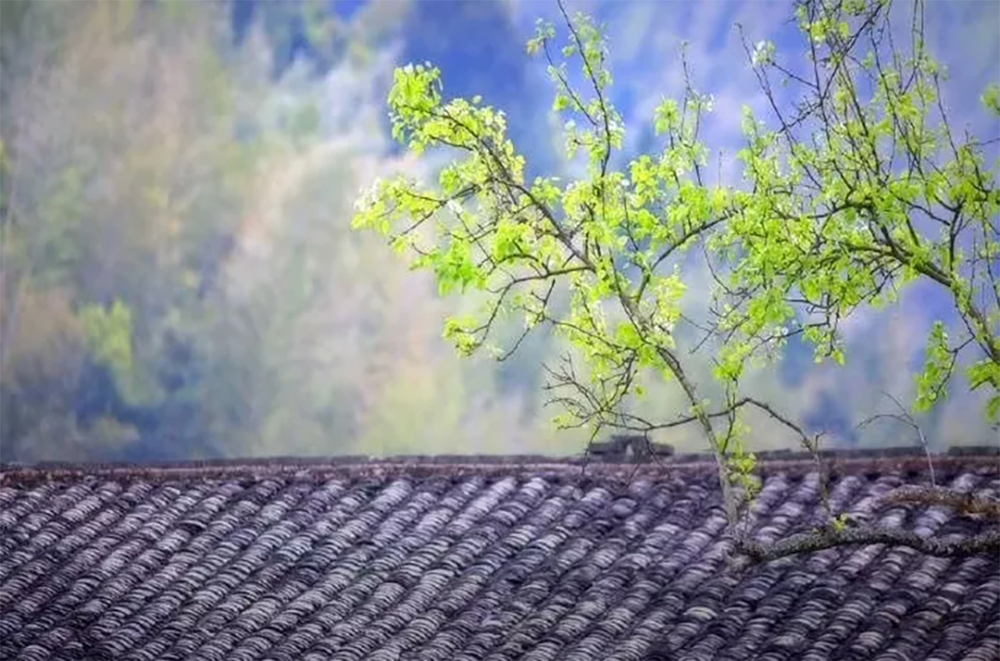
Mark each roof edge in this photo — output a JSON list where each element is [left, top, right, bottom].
[[2, 446, 997, 487]]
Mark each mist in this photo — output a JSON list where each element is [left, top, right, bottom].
[[1, 0, 996, 464]]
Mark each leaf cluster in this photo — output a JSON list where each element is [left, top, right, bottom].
[[353, 0, 999, 536]]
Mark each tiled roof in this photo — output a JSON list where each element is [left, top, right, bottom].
[[1, 448, 998, 661]]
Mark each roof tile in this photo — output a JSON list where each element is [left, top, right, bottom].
[[1, 452, 998, 660]]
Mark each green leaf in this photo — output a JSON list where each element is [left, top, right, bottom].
[[982, 84, 1000, 117], [914, 321, 952, 413]]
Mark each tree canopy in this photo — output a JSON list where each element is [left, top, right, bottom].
[[353, 0, 1000, 557]]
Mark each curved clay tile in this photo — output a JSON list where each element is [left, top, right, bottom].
[[0, 448, 998, 661]]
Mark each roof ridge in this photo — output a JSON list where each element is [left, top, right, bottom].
[[1, 445, 996, 487]]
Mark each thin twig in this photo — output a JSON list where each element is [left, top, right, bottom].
[[857, 390, 935, 486]]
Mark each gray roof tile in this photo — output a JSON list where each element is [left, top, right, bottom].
[[1, 449, 998, 660]]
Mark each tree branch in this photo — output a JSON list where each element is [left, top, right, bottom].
[[737, 525, 1000, 562]]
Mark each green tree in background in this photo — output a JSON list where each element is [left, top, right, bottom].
[[354, 0, 999, 558], [2, 0, 991, 471], [0, 0, 262, 459], [201, 135, 558, 458], [0, 0, 560, 463]]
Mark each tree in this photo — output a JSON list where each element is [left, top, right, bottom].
[[0, 0, 261, 460], [353, 0, 999, 560], [725, 0, 999, 424]]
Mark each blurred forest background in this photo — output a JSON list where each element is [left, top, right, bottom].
[[0, 0, 996, 463]]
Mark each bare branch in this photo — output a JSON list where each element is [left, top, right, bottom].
[[882, 486, 1000, 520], [737, 525, 1000, 562], [857, 390, 935, 486]]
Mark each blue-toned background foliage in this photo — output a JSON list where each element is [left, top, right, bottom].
[[0, 0, 996, 463]]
